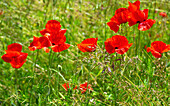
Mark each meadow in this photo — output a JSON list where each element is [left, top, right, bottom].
[[0, 0, 169, 105]]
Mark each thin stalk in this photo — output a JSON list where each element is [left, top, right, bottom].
[[30, 49, 39, 104], [15, 68, 18, 105], [153, 0, 156, 19], [138, 30, 141, 56], [86, 53, 92, 105], [47, 49, 53, 102], [114, 53, 118, 106]]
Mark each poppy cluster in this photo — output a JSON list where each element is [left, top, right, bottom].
[[29, 20, 70, 53], [147, 41, 170, 58], [62, 82, 93, 94], [1, 43, 28, 68], [107, 0, 156, 32]]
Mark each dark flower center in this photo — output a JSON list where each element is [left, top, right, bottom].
[[137, 21, 140, 23], [115, 47, 118, 49], [52, 43, 55, 45]]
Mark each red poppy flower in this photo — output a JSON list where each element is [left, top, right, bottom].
[[147, 41, 170, 58], [107, 1, 140, 33], [77, 38, 98, 52], [159, 12, 167, 17], [28, 36, 51, 53], [1, 43, 28, 68], [62, 83, 77, 91], [40, 20, 70, 52], [105, 35, 132, 55], [62, 83, 70, 91], [79, 82, 93, 94], [128, 9, 156, 31], [107, 8, 129, 33]]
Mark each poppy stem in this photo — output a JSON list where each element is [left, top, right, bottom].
[[47, 49, 53, 101], [153, 0, 156, 19], [113, 53, 118, 105], [14, 68, 19, 105], [30, 49, 39, 104], [138, 30, 141, 56]]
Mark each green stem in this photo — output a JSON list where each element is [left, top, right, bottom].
[[15, 68, 18, 105], [47, 50, 53, 101], [30, 49, 39, 104], [138, 30, 141, 56]]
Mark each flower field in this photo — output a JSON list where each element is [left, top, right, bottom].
[[0, 0, 169, 105]]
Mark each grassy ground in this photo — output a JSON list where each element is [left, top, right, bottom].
[[0, 0, 169, 105]]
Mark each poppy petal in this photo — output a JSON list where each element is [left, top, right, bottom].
[[151, 41, 169, 53], [43, 47, 50, 53], [147, 47, 151, 52], [62, 83, 69, 91], [16, 53, 28, 63], [115, 8, 128, 14], [49, 34, 66, 45], [10, 52, 28, 68], [28, 36, 42, 51], [7, 43, 22, 52], [81, 38, 98, 44], [128, 0, 140, 12], [138, 19, 156, 31], [142, 9, 149, 20], [115, 43, 132, 54], [107, 22, 119, 33], [80, 82, 88, 93], [1, 54, 12, 63], [45, 20, 61, 32], [5, 50, 20, 57], [105, 38, 115, 54], [10, 60, 26, 69], [40, 29, 50, 36], [59, 29, 67, 35], [78, 38, 98, 52], [39, 36, 52, 47], [128, 9, 148, 26], [150, 50, 162, 58], [162, 45, 170, 52], [51, 43, 70, 52]]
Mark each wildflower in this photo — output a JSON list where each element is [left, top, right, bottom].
[[147, 41, 170, 58], [28, 36, 51, 53], [79, 82, 93, 93], [1, 43, 28, 68], [107, 0, 140, 33], [62, 83, 77, 91], [62, 83, 70, 91], [40, 20, 70, 52], [159, 12, 167, 17], [78, 38, 98, 52], [127, 9, 156, 31], [105, 35, 132, 55]]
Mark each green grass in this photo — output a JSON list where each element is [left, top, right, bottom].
[[0, 0, 169, 105]]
